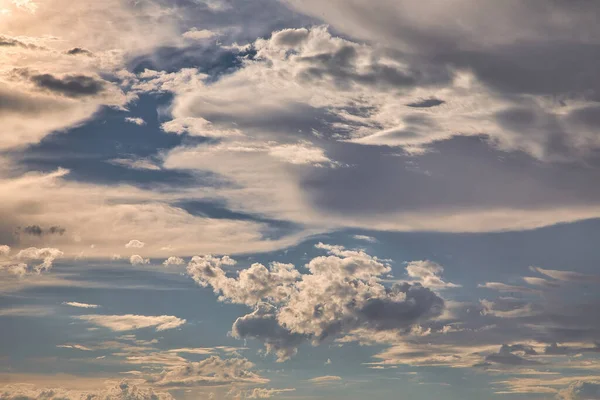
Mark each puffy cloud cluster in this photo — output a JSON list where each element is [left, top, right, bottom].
[[130, 255, 150, 265], [163, 256, 185, 267], [0, 244, 63, 276], [188, 244, 445, 360], [154, 24, 600, 235], [160, 24, 600, 161]]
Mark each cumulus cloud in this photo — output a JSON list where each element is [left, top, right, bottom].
[[76, 314, 186, 332], [163, 256, 185, 267], [188, 244, 445, 360], [8, 246, 64, 273], [130, 255, 150, 265], [125, 117, 146, 126], [126, 240, 146, 249]]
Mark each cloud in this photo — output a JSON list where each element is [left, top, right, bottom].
[[65, 47, 92, 56], [155, 25, 600, 234], [183, 28, 217, 40], [352, 235, 377, 243], [126, 240, 146, 249], [406, 98, 445, 108], [148, 356, 269, 387], [0, 168, 307, 259], [22, 71, 106, 98], [125, 117, 146, 126], [62, 301, 100, 309], [482, 344, 540, 367], [558, 381, 600, 400], [308, 376, 342, 385], [0, 381, 174, 400], [163, 256, 185, 267], [76, 314, 186, 332], [244, 388, 296, 399], [189, 244, 445, 360], [14, 247, 63, 273], [405, 260, 460, 288], [57, 344, 93, 351], [0, 245, 9, 256], [130, 255, 150, 265], [0, 34, 41, 49], [531, 267, 600, 283], [21, 225, 66, 237], [108, 158, 161, 171]]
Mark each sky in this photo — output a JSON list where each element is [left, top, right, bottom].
[[1, 0, 600, 399]]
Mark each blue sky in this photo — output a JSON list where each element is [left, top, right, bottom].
[[2, 1, 600, 399]]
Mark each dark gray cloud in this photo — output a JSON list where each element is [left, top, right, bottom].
[[545, 342, 600, 356], [406, 98, 445, 108], [232, 303, 305, 361], [295, 45, 450, 90], [482, 344, 541, 366], [20, 225, 66, 237], [65, 47, 93, 56], [0, 35, 42, 50], [29, 73, 106, 98]]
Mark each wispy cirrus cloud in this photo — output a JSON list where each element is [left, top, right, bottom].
[[75, 314, 186, 332]]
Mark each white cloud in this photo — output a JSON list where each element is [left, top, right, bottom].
[[130, 255, 150, 265], [352, 235, 377, 243], [308, 376, 342, 385], [126, 240, 146, 249], [108, 158, 161, 171], [76, 314, 186, 332], [0, 168, 309, 260], [163, 256, 185, 267], [188, 244, 445, 361], [244, 388, 296, 399], [558, 381, 600, 400], [182, 28, 216, 40], [57, 344, 93, 351], [62, 301, 100, 309], [405, 260, 460, 288], [125, 117, 146, 126], [0, 246, 63, 276]]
